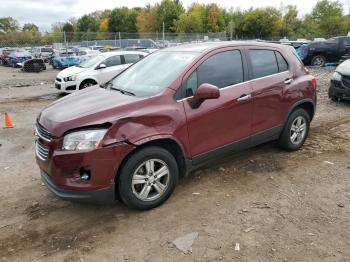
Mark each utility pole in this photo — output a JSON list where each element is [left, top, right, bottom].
[[162, 21, 165, 43], [63, 31, 67, 54], [119, 32, 121, 48]]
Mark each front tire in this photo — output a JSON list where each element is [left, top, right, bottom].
[[118, 146, 179, 210], [279, 108, 310, 151], [79, 80, 96, 90]]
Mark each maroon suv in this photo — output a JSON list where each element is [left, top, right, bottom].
[[35, 42, 317, 210]]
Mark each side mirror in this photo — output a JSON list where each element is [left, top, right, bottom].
[[98, 63, 107, 69], [192, 83, 220, 108]]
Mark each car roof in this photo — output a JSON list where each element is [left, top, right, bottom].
[[162, 41, 290, 53], [99, 50, 148, 57]]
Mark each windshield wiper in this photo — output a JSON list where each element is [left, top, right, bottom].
[[110, 85, 136, 96]]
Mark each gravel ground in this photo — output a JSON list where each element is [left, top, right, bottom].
[[0, 66, 349, 262]]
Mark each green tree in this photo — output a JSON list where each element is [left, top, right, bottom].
[[0, 17, 20, 34], [77, 14, 99, 32], [22, 23, 39, 32], [108, 7, 139, 33], [224, 8, 245, 39], [243, 7, 282, 39], [62, 22, 74, 33], [175, 3, 206, 33], [298, 14, 322, 39], [136, 5, 159, 34], [156, 0, 184, 32], [281, 5, 301, 38], [310, 0, 344, 37]]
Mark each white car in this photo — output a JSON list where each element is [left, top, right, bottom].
[[55, 51, 147, 93], [31, 46, 54, 62], [77, 49, 101, 63]]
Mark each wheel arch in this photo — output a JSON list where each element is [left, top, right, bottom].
[[114, 137, 188, 200], [287, 99, 315, 122], [79, 78, 98, 89]]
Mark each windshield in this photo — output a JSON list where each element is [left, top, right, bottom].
[[111, 51, 197, 97], [78, 55, 105, 68]]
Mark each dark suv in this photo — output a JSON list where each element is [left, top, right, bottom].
[[35, 42, 317, 210]]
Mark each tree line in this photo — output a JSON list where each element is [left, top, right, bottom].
[[1, 0, 350, 45]]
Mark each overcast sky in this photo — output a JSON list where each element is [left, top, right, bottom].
[[1, 0, 349, 31]]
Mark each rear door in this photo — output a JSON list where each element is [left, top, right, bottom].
[[180, 49, 253, 159], [247, 48, 292, 137]]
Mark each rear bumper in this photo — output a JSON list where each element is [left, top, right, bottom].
[[41, 171, 115, 204]]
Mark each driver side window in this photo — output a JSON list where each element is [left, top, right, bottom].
[[181, 50, 244, 98]]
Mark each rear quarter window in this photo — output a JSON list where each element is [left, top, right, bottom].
[[275, 51, 288, 72], [124, 54, 142, 64]]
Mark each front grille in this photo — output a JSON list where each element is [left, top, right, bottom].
[[36, 141, 49, 161], [56, 77, 62, 82], [331, 79, 342, 89], [341, 75, 350, 89], [36, 123, 52, 142]]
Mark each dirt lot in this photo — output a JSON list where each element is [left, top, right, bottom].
[[0, 65, 349, 262]]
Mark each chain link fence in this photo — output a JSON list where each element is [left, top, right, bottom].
[[0, 31, 295, 72], [0, 31, 231, 71]]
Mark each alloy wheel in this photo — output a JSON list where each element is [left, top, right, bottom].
[[131, 159, 170, 201], [290, 116, 307, 145]]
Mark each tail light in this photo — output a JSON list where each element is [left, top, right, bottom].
[[309, 75, 317, 90]]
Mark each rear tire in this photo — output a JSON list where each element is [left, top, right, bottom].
[[279, 108, 310, 151], [311, 55, 326, 67], [118, 146, 179, 210]]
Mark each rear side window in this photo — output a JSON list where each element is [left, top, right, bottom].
[[104, 55, 121, 67], [183, 50, 244, 97], [249, 50, 278, 78], [124, 54, 142, 64], [275, 51, 288, 72]]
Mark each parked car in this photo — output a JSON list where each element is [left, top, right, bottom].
[[52, 51, 79, 69], [0, 48, 15, 65], [303, 36, 350, 66], [32, 46, 54, 62], [329, 59, 350, 101], [7, 50, 32, 67], [77, 49, 101, 63], [89, 45, 104, 51], [35, 42, 317, 209], [54, 51, 146, 93], [21, 58, 46, 72]]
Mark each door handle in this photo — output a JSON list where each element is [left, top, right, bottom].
[[237, 94, 251, 102], [284, 78, 293, 84]]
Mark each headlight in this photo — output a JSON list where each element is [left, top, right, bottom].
[[63, 75, 77, 82], [62, 129, 107, 150], [332, 71, 342, 81]]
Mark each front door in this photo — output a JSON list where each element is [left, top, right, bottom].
[[99, 55, 125, 83], [180, 50, 253, 161]]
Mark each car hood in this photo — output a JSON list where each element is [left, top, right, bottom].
[[336, 59, 350, 75], [57, 66, 89, 77], [38, 86, 144, 137]]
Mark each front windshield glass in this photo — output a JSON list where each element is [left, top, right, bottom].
[[78, 55, 105, 68], [111, 51, 197, 97]]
